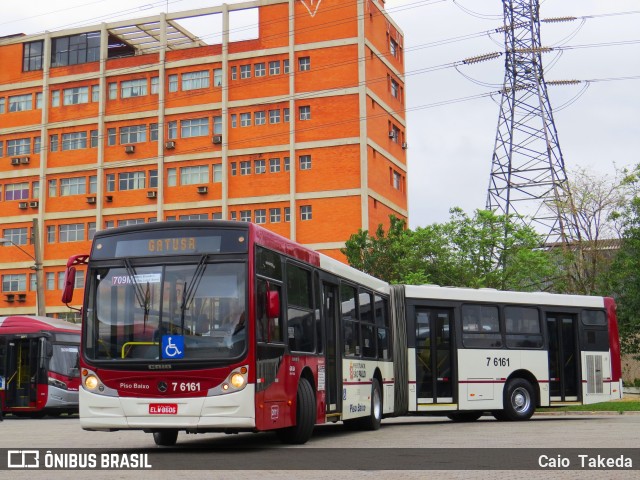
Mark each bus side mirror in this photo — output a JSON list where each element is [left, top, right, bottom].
[[266, 289, 280, 319], [61, 266, 76, 304]]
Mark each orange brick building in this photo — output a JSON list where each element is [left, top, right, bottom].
[[0, 0, 407, 317]]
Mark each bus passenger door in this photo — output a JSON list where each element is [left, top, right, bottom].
[[415, 308, 454, 404], [546, 313, 580, 402], [322, 282, 341, 416]]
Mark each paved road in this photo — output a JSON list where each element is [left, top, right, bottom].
[[1, 413, 637, 479]]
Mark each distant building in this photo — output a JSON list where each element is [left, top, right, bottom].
[[0, 0, 407, 316]]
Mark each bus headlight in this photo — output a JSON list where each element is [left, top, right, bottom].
[[84, 375, 99, 391], [230, 373, 245, 389]]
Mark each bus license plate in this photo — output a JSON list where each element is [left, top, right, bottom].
[[149, 403, 178, 415]]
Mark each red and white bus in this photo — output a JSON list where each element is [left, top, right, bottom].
[[0, 315, 81, 417], [62, 221, 622, 445]]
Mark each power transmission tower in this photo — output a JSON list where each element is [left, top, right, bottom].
[[486, 0, 578, 244]]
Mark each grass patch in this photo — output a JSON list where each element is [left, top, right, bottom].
[[540, 398, 640, 412]]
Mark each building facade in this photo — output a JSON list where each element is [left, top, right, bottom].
[[0, 0, 407, 317]]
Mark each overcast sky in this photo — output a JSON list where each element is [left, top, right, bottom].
[[2, 0, 639, 229]]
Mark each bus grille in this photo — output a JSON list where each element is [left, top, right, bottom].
[[586, 354, 603, 394]]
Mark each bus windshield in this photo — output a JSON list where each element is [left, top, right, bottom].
[[84, 261, 247, 362], [50, 344, 80, 377]]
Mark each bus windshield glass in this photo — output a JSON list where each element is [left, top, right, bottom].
[[84, 261, 247, 363], [50, 343, 80, 377]]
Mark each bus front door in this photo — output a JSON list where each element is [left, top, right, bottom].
[[546, 314, 580, 402], [4, 338, 39, 408], [415, 308, 454, 404], [322, 282, 341, 417]]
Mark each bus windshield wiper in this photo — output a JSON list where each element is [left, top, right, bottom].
[[179, 255, 209, 332], [123, 258, 151, 331]]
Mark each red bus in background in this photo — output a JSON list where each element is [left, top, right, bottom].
[[62, 221, 622, 446], [0, 316, 80, 417]]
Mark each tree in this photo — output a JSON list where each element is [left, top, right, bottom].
[[342, 209, 556, 290], [549, 167, 626, 294]]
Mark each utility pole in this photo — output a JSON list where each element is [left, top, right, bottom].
[[486, 0, 579, 244], [32, 218, 46, 316]]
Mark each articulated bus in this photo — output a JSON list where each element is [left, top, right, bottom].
[[0, 316, 81, 417], [62, 221, 621, 445]]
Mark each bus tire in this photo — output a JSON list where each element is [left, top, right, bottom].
[[153, 430, 179, 446], [447, 411, 483, 422], [502, 378, 535, 421], [344, 378, 383, 431], [276, 377, 316, 445]]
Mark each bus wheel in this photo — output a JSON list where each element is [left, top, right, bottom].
[[503, 378, 535, 421], [344, 378, 383, 431], [153, 430, 179, 446], [276, 377, 316, 444], [447, 411, 482, 422]]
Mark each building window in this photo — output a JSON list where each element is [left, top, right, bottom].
[[167, 168, 177, 187], [390, 124, 400, 143], [168, 74, 178, 93], [74, 270, 85, 289], [255, 159, 266, 174], [51, 32, 100, 67], [121, 79, 147, 98], [231, 66, 237, 80], [0, 98, 4, 114], [120, 125, 146, 144], [181, 118, 209, 138], [392, 170, 402, 190], [299, 155, 312, 170], [7, 138, 31, 156], [182, 70, 210, 90], [390, 38, 398, 57], [48, 179, 57, 197], [32, 181, 40, 198], [270, 208, 281, 223], [230, 162, 237, 176], [51, 90, 60, 107], [149, 170, 158, 188], [300, 205, 312, 221], [212, 164, 222, 183], [391, 78, 399, 99], [61, 132, 87, 151], [2, 228, 28, 246], [240, 210, 251, 222], [108, 82, 117, 100], [213, 116, 222, 134], [36, 92, 43, 109], [9, 94, 33, 112], [118, 218, 146, 226], [212, 212, 222, 220], [46, 272, 55, 290], [0, 140, 3, 156], [59, 223, 85, 243], [254, 63, 265, 77], [150, 123, 158, 141], [91, 85, 100, 102], [180, 166, 209, 185], [167, 121, 177, 140], [3, 274, 27, 292], [269, 109, 280, 124], [284, 108, 290, 122], [179, 214, 208, 221], [23, 40, 44, 71], [107, 128, 116, 146], [119, 171, 146, 191], [34, 136, 41, 153], [284, 157, 290, 171], [283, 59, 290, 74], [269, 158, 280, 173], [254, 111, 266, 126], [231, 114, 237, 128], [240, 64, 251, 79], [269, 60, 280, 75], [106, 174, 115, 192], [254, 209, 266, 224], [30, 274, 36, 292], [60, 177, 86, 196], [230, 211, 237, 220], [4, 183, 29, 201], [213, 68, 222, 87], [284, 207, 291, 222], [89, 176, 97, 194], [47, 225, 56, 243], [298, 56, 310, 71], [240, 113, 251, 127], [240, 161, 251, 175], [63, 87, 89, 105], [299, 106, 311, 121], [151, 77, 159, 94], [90, 130, 98, 148]]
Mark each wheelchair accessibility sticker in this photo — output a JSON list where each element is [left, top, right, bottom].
[[162, 335, 184, 359]]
